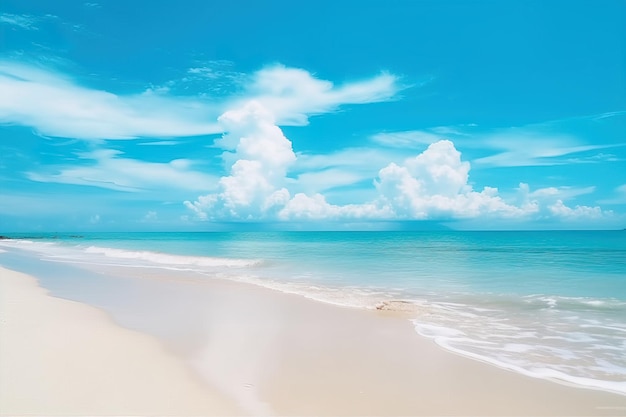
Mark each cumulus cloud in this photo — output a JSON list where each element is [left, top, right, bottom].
[[185, 101, 295, 220], [278, 193, 387, 220], [516, 183, 608, 220], [183, 68, 401, 220], [361, 140, 524, 220], [186, 136, 609, 223]]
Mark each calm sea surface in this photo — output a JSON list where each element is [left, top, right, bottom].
[[1, 231, 625, 395]]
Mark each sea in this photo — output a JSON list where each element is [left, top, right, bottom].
[[1, 230, 625, 396]]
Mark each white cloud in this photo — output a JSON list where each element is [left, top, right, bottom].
[[515, 183, 609, 220], [143, 211, 158, 222], [370, 141, 525, 219], [377, 113, 626, 168], [589, 184, 626, 206], [294, 168, 367, 194], [137, 140, 181, 146], [0, 13, 40, 30], [473, 113, 626, 167], [370, 130, 446, 148], [278, 193, 387, 220], [185, 101, 296, 220], [0, 61, 400, 141], [0, 61, 223, 139], [183, 68, 401, 220], [526, 185, 595, 200], [295, 147, 402, 172], [27, 149, 218, 193], [239, 65, 400, 126], [548, 200, 603, 219], [187, 137, 610, 223]]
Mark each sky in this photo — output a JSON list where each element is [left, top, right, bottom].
[[1, 0, 625, 231]]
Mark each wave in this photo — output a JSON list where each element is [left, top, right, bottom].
[[521, 294, 626, 310], [82, 246, 262, 268], [410, 294, 626, 396], [413, 321, 626, 395]]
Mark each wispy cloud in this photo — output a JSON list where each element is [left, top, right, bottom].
[[598, 184, 626, 205], [238, 65, 401, 126], [0, 61, 223, 140], [373, 112, 626, 167], [137, 140, 182, 146], [371, 130, 445, 148], [0, 13, 40, 30], [27, 149, 218, 193]]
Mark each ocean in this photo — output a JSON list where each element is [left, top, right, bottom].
[[1, 230, 625, 395]]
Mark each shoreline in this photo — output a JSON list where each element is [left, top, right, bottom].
[[2, 262, 626, 416]]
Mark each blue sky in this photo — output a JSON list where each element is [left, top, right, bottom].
[[1, 0, 625, 231]]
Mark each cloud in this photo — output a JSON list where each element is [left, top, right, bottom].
[[142, 211, 158, 222], [184, 68, 401, 220], [278, 193, 386, 220], [238, 65, 400, 126], [0, 61, 400, 141], [156, 61, 247, 97], [0, 62, 223, 139], [597, 184, 626, 205], [294, 169, 368, 194], [369, 140, 525, 219], [376, 112, 626, 167], [187, 136, 610, 223], [290, 148, 405, 198], [474, 139, 621, 167], [27, 149, 218, 193], [295, 147, 402, 172], [185, 101, 295, 220], [0, 13, 40, 30], [548, 200, 603, 219], [474, 113, 626, 167], [371, 130, 447, 148], [136, 140, 181, 146]]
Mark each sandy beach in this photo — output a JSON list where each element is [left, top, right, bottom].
[[1, 263, 626, 416], [0, 266, 242, 416]]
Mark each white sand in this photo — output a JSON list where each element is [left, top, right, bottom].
[[0, 266, 242, 416], [2, 263, 626, 416]]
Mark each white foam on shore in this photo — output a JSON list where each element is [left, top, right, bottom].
[[412, 301, 626, 396], [82, 246, 261, 268]]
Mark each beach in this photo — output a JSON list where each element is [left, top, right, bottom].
[[2, 260, 626, 416], [0, 266, 242, 416]]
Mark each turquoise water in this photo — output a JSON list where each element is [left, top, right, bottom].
[[1, 231, 625, 394]]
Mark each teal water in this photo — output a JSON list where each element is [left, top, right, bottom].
[[1, 231, 625, 394]]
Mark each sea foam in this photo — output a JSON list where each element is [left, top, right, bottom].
[[82, 246, 261, 268]]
